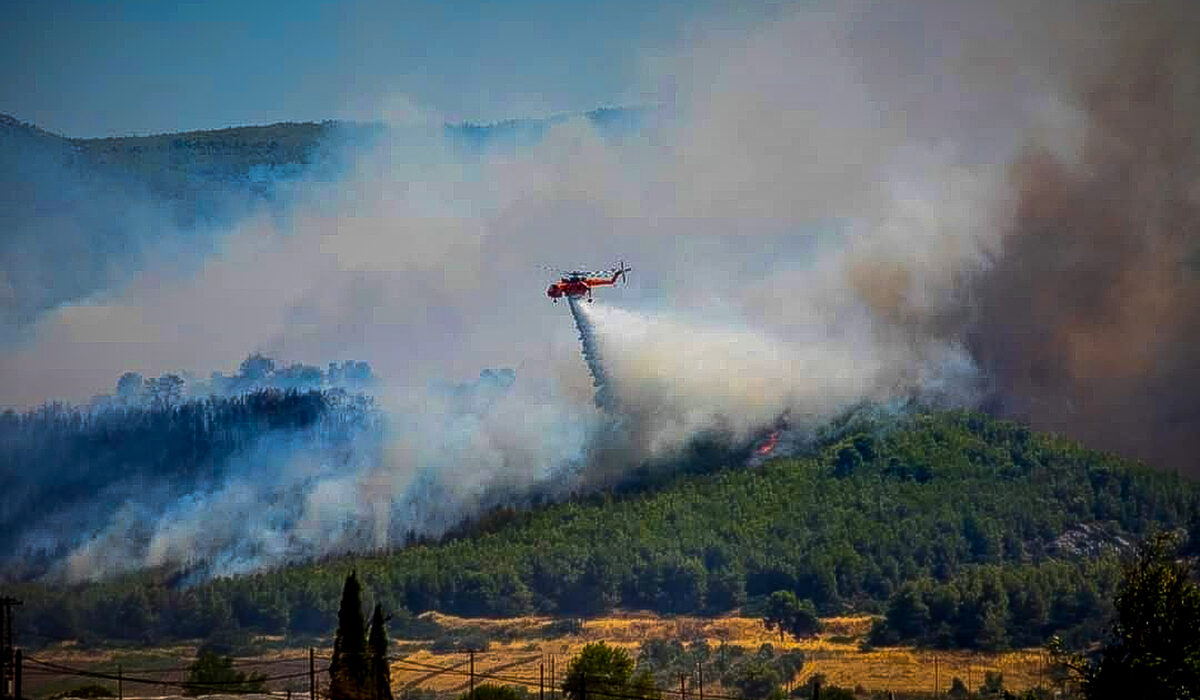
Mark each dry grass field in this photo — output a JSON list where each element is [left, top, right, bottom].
[[27, 613, 1055, 699], [387, 613, 1053, 696]]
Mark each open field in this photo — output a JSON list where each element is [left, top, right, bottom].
[[24, 613, 1056, 699], [393, 613, 1054, 695]]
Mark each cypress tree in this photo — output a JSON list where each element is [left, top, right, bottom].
[[330, 571, 368, 700], [367, 603, 394, 700]]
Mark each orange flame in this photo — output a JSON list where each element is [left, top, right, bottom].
[[755, 430, 781, 456]]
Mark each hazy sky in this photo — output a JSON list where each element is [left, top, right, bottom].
[[2, 0, 790, 137]]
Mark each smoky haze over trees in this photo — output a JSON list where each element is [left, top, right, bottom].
[[0, 354, 382, 581], [0, 353, 580, 583]]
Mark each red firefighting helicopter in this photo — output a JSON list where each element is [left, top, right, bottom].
[[546, 261, 631, 302]]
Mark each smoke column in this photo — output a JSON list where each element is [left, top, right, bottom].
[[567, 296, 616, 411], [8, 0, 1200, 583], [964, 2, 1200, 471]]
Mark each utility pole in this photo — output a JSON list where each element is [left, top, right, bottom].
[[540, 662, 545, 700], [469, 649, 475, 698], [1, 596, 21, 700], [13, 650, 20, 700], [933, 656, 939, 698], [696, 662, 703, 700], [310, 648, 316, 700]]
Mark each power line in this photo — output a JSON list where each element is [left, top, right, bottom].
[[387, 655, 746, 700], [18, 654, 310, 677], [228, 656, 318, 669], [398, 656, 471, 691], [24, 656, 321, 691], [26, 648, 775, 700]]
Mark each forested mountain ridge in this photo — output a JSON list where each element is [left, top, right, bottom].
[[0, 112, 361, 209], [2, 105, 646, 199], [11, 410, 1199, 652]]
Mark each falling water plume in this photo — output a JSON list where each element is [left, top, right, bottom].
[[568, 297, 616, 411]]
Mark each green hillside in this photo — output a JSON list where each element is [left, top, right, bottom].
[[69, 120, 382, 196], [2, 105, 644, 199], [14, 410, 1200, 651], [1, 113, 370, 203]]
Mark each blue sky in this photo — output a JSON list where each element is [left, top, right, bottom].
[[2, 0, 789, 137]]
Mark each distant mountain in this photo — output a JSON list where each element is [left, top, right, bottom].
[[2, 105, 649, 189], [0, 113, 71, 148], [2, 105, 648, 209], [1, 113, 376, 208]]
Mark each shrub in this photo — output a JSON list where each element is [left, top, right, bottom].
[[48, 684, 115, 699]]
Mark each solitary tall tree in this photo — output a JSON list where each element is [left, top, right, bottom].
[[367, 603, 394, 700], [330, 572, 368, 700], [764, 590, 821, 642]]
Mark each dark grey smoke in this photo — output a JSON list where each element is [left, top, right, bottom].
[[967, 2, 1200, 473]]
